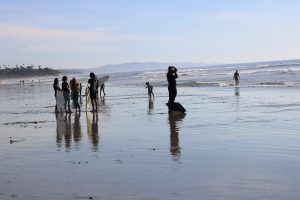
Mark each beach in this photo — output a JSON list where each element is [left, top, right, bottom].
[[1, 79, 300, 200]]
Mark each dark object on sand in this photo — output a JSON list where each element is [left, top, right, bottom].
[[166, 102, 186, 113]]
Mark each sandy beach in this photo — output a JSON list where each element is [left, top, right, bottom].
[[1, 81, 300, 200]]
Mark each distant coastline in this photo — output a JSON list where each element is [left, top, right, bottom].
[[0, 65, 60, 79]]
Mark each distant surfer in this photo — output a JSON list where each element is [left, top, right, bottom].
[[62, 76, 72, 113], [53, 78, 61, 113], [145, 82, 154, 98], [88, 72, 99, 112], [100, 83, 106, 97], [166, 66, 178, 106], [233, 70, 240, 85]]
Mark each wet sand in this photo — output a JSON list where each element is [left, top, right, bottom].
[[1, 82, 300, 199]]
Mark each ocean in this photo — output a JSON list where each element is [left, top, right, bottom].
[[119, 60, 300, 88]]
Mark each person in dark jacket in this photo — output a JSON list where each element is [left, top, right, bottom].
[[166, 66, 178, 106]]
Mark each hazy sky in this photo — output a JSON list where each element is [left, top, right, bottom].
[[0, 0, 300, 68]]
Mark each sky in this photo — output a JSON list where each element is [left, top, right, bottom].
[[0, 0, 300, 69]]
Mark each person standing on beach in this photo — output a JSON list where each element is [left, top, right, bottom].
[[53, 78, 61, 113], [62, 76, 72, 113], [145, 82, 154, 98], [73, 80, 81, 112], [233, 70, 240, 85], [166, 66, 178, 106], [88, 72, 99, 112], [70, 77, 76, 102], [79, 82, 83, 104]]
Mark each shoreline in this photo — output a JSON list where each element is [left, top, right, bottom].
[[1, 85, 300, 199]]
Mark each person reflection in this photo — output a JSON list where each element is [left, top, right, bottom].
[[148, 97, 154, 115], [56, 113, 72, 149], [234, 87, 240, 113], [73, 112, 82, 144], [87, 112, 99, 151], [64, 113, 72, 149], [168, 112, 186, 161], [56, 113, 64, 148], [235, 86, 240, 96]]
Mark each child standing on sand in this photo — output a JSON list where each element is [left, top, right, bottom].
[[145, 82, 154, 98]]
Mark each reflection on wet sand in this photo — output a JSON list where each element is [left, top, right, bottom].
[[235, 86, 240, 96], [148, 97, 154, 115], [99, 96, 111, 117], [87, 112, 99, 152], [234, 87, 240, 112], [56, 113, 72, 149], [73, 112, 82, 144], [168, 112, 186, 161]]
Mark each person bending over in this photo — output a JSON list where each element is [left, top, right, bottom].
[[145, 82, 154, 98]]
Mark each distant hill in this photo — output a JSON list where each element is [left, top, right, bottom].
[[88, 62, 208, 74]]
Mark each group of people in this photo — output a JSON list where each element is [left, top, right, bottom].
[[53, 76, 82, 113], [53, 66, 240, 113], [53, 72, 106, 113]]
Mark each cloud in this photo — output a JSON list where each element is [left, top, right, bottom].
[[0, 23, 140, 50]]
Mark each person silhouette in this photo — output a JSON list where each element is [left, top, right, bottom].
[[233, 70, 240, 85], [166, 66, 178, 107], [145, 82, 154, 99], [62, 76, 72, 113], [88, 72, 99, 112]]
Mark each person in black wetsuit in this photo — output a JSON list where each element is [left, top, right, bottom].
[[62, 76, 72, 113], [88, 72, 99, 112], [233, 70, 240, 85], [53, 78, 61, 113], [166, 66, 178, 107]]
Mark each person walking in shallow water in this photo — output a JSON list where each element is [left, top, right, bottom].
[[233, 70, 240, 85], [166, 66, 178, 106]]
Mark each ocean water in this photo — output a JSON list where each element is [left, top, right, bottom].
[[107, 60, 300, 88]]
